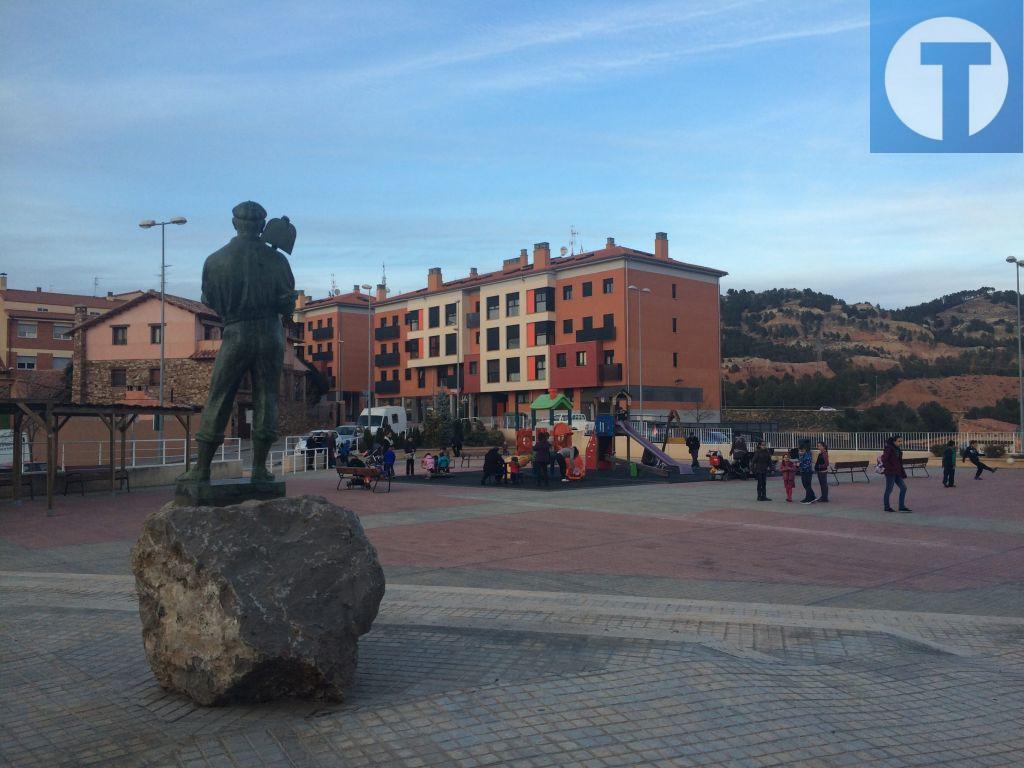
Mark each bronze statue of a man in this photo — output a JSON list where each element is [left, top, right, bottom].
[[181, 201, 296, 483]]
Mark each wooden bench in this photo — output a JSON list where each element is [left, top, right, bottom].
[[903, 457, 930, 478], [0, 470, 34, 500], [63, 466, 130, 496], [829, 460, 870, 484], [336, 466, 390, 493]]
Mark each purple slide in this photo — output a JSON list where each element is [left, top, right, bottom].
[[617, 420, 694, 476]]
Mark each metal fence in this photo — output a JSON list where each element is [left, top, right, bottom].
[[265, 447, 330, 474], [759, 432, 1020, 453], [56, 438, 242, 471]]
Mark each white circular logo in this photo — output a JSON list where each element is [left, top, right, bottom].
[[884, 16, 1008, 140]]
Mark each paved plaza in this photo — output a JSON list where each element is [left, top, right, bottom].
[[2, 468, 1022, 767]]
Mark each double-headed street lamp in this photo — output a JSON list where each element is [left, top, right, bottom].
[[139, 217, 187, 436], [1007, 257, 1024, 456], [627, 285, 652, 422]]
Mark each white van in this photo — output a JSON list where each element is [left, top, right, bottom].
[[357, 407, 408, 437], [0, 429, 31, 469]]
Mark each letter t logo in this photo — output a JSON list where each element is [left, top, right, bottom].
[[920, 42, 992, 140]]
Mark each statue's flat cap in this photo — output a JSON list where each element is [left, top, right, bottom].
[[232, 201, 267, 222]]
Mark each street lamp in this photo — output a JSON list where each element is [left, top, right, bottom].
[[1007, 256, 1024, 456], [627, 285, 651, 422], [361, 284, 373, 424], [139, 217, 187, 439]]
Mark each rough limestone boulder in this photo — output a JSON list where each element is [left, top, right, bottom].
[[130, 495, 384, 706]]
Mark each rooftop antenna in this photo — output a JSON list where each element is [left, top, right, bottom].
[[330, 272, 340, 296], [569, 226, 579, 255], [381, 262, 387, 289], [93, 277, 100, 297]]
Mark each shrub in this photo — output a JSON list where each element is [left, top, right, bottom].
[[983, 444, 1006, 459], [930, 444, 947, 458]]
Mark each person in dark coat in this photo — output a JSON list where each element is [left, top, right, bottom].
[[481, 446, 502, 485], [882, 435, 911, 513], [941, 440, 957, 487], [533, 433, 552, 487], [404, 438, 416, 476], [962, 440, 997, 480], [750, 442, 773, 501], [814, 441, 830, 503], [685, 435, 701, 468], [798, 440, 816, 504]]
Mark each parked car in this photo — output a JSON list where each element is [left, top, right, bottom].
[[293, 429, 337, 454], [705, 430, 731, 444], [552, 413, 595, 435], [334, 424, 360, 451]]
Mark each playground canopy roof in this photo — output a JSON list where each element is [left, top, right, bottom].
[[530, 393, 573, 411]]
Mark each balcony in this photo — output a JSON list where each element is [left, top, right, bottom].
[[311, 327, 333, 341], [465, 312, 480, 328], [374, 379, 400, 395], [374, 352, 400, 367], [576, 325, 616, 343], [599, 363, 623, 382], [311, 351, 333, 362], [375, 324, 401, 341]]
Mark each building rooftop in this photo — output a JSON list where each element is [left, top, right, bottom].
[[72, 290, 219, 331]]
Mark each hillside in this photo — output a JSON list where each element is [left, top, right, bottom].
[[721, 287, 1019, 414]]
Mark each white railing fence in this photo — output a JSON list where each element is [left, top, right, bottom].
[[266, 447, 329, 474], [759, 432, 1020, 453], [58, 438, 242, 470]]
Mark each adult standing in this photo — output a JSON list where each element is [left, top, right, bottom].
[[963, 440, 997, 480], [814, 441, 830, 504], [882, 435, 912, 513], [941, 440, 957, 487], [533, 432, 552, 488], [751, 441, 772, 501], [685, 434, 701, 468], [798, 440, 816, 504], [403, 437, 416, 476]]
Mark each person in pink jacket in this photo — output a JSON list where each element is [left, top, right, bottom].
[[780, 450, 797, 502]]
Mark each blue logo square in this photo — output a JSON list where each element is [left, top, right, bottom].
[[871, 0, 1022, 153]]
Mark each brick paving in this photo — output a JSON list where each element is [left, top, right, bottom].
[[1, 468, 1023, 766]]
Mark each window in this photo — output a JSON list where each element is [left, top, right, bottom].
[[391, 315, 398, 326], [417, 369, 426, 388], [469, 361, 478, 375], [506, 325, 520, 350], [150, 324, 162, 344], [486, 327, 500, 351], [506, 358, 521, 382], [582, 281, 592, 297], [429, 336, 440, 357], [307, 321, 313, 331], [380, 344, 386, 354], [428, 306, 440, 328], [111, 326, 127, 345], [486, 359, 500, 383], [405, 369, 412, 380], [327, 317, 333, 327], [445, 333, 457, 355], [582, 316, 593, 330], [673, 352, 679, 368], [319, 319, 324, 328], [562, 285, 573, 301], [576, 351, 587, 366], [506, 292, 520, 316], [486, 296, 500, 320], [149, 368, 161, 386], [380, 370, 387, 381], [307, 345, 313, 355], [603, 350, 615, 365], [534, 287, 554, 312], [603, 278, 614, 294], [603, 313, 614, 328], [110, 368, 126, 386], [392, 370, 399, 381], [516, 391, 530, 405], [445, 303, 457, 326], [672, 283, 677, 299], [36, 307, 48, 312], [406, 310, 421, 331], [535, 355, 547, 381], [534, 321, 555, 346], [378, 317, 385, 328], [391, 342, 398, 354], [562, 319, 573, 335], [556, 353, 567, 368], [51, 357, 71, 371], [327, 342, 332, 352], [326, 367, 333, 381], [17, 321, 37, 339], [53, 323, 73, 340], [204, 325, 221, 340]]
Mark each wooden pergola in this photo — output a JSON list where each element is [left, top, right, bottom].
[[1, 399, 201, 514]]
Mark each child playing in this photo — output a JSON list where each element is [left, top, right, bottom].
[[421, 452, 435, 475], [509, 456, 521, 485], [780, 449, 797, 503], [437, 450, 450, 474]]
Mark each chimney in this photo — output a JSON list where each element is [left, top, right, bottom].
[[353, 284, 360, 293], [605, 237, 615, 249], [375, 283, 388, 301], [427, 267, 443, 292], [106, 291, 114, 301], [295, 290, 308, 309], [72, 305, 88, 404], [533, 242, 551, 271], [655, 232, 669, 260], [0, 272, 7, 290], [36, 286, 42, 292], [469, 267, 478, 278]]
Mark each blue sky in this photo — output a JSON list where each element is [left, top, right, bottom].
[[1, 0, 1020, 307]]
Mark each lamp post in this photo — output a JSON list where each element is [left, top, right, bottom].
[[361, 284, 373, 424], [139, 217, 186, 440], [1007, 257, 1024, 456], [627, 285, 651, 423]]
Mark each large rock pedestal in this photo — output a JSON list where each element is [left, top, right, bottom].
[[130, 495, 384, 706]]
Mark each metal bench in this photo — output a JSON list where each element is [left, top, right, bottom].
[[336, 466, 390, 493], [829, 460, 870, 484], [0, 470, 34, 500], [903, 457, 930, 478], [460, 452, 486, 467], [63, 466, 130, 496]]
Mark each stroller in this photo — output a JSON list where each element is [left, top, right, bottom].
[[707, 450, 751, 480]]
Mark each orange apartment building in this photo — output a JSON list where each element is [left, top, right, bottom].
[[369, 233, 726, 422], [291, 286, 373, 424], [0, 272, 137, 374]]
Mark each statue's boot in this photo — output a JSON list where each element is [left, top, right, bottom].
[[177, 441, 218, 483], [251, 438, 276, 483]]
